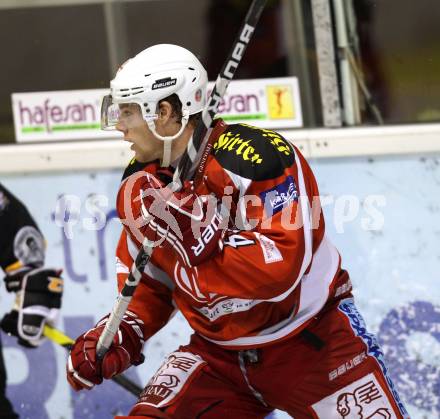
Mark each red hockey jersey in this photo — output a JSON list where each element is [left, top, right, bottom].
[[115, 121, 351, 349]]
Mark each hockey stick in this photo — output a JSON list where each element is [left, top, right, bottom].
[[174, 0, 267, 184], [96, 0, 268, 359], [43, 325, 143, 397]]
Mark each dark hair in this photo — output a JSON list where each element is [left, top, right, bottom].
[[159, 94, 201, 128]]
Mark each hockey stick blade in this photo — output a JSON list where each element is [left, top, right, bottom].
[[96, 0, 268, 359], [43, 324, 143, 397]]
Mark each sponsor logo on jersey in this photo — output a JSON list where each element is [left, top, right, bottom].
[[152, 77, 177, 90], [213, 131, 263, 164], [138, 352, 206, 408], [255, 233, 283, 264], [212, 125, 294, 181], [199, 297, 260, 322], [266, 84, 295, 120], [229, 124, 293, 157], [311, 373, 398, 418], [260, 176, 298, 217], [258, 127, 293, 156]]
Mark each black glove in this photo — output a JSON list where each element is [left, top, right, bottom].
[[1, 267, 63, 347]]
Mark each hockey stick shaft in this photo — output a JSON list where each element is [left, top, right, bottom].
[[96, 0, 268, 358], [43, 324, 143, 397], [175, 0, 268, 183], [96, 242, 152, 358]]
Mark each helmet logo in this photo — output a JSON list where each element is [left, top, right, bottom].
[[152, 77, 177, 90], [195, 89, 202, 102]]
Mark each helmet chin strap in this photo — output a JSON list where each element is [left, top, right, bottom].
[[146, 110, 189, 167]]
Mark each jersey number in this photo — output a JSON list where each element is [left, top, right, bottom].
[[223, 234, 255, 249]]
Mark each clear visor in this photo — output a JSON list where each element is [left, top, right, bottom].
[[100, 95, 157, 130], [101, 94, 118, 130]]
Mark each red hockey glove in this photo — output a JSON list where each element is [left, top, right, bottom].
[[66, 311, 145, 391], [139, 172, 224, 266]]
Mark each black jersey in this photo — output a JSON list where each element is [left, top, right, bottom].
[[0, 183, 45, 273]]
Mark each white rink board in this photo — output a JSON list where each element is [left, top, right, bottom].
[[0, 152, 439, 418]]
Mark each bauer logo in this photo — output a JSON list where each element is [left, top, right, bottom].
[[152, 77, 177, 90]]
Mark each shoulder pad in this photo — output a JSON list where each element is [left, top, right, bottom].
[[211, 124, 295, 181]]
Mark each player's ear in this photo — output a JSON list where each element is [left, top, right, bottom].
[[157, 101, 173, 125]]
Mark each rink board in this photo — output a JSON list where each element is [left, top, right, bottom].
[[0, 131, 439, 418]]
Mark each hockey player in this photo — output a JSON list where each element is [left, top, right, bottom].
[[66, 45, 408, 418], [0, 183, 63, 419]]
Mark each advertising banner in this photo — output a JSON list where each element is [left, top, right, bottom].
[[11, 89, 118, 142], [11, 77, 303, 143], [209, 77, 303, 129]]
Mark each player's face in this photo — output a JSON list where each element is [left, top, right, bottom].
[[116, 104, 163, 163]]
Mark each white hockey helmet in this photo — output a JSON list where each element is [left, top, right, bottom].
[[101, 44, 208, 166]]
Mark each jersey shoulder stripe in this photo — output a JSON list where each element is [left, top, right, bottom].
[[211, 123, 295, 181]]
